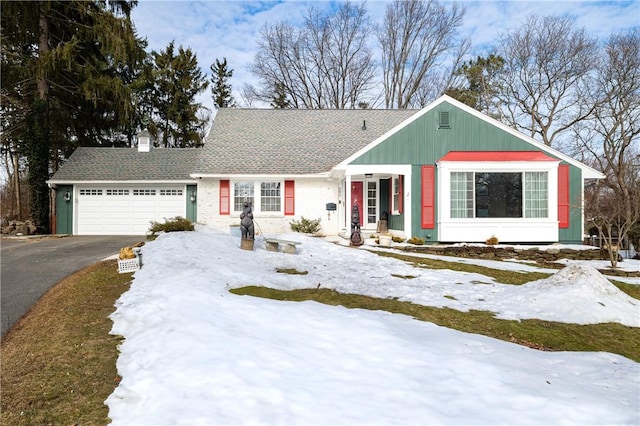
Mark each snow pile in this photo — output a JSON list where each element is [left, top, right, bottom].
[[106, 229, 640, 425], [490, 263, 640, 326]]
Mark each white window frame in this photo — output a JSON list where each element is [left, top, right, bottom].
[[448, 171, 548, 219], [437, 159, 560, 243], [392, 176, 401, 214], [232, 180, 284, 215]]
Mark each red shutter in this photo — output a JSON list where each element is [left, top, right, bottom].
[[220, 180, 230, 215], [421, 166, 435, 229], [398, 175, 404, 214], [558, 165, 569, 228], [284, 180, 295, 215]]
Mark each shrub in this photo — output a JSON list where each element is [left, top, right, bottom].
[[290, 217, 322, 234], [485, 235, 499, 246], [407, 236, 425, 245], [148, 216, 194, 239], [392, 236, 405, 243]]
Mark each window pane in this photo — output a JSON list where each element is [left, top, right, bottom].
[[393, 177, 400, 211], [475, 173, 522, 218], [260, 182, 281, 212], [450, 172, 473, 218], [234, 182, 254, 211], [525, 172, 548, 218], [367, 181, 377, 224]]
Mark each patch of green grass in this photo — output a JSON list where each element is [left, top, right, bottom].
[[369, 250, 640, 299], [1, 260, 131, 425], [230, 286, 640, 362], [391, 273, 417, 279], [371, 249, 553, 285], [610, 280, 640, 299], [276, 268, 308, 275]]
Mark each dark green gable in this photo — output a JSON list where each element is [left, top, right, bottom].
[[348, 100, 585, 243]]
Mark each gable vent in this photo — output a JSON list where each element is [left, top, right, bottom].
[[438, 111, 451, 129]]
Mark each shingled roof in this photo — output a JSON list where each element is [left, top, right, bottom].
[[49, 147, 200, 182], [193, 108, 418, 176]]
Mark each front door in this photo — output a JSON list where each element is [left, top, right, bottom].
[[351, 181, 363, 226], [351, 179, 379, 229]]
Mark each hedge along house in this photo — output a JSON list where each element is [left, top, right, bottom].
[[195, 95, 603, 244], [47, 132, 199, 235]]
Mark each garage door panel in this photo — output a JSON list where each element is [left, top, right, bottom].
[[76, 186, 186, 235]]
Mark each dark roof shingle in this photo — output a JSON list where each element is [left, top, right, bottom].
[[49, 147, 200, 182], [194, 109, 417, 175]]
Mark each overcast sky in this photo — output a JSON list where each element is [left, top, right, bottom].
[[130, 0, 640, 111]]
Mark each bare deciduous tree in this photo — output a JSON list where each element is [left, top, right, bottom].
[[495, 15, 598, 147], [376, 0, 467, 109], [248, 1, 376, 109], [578, 29, 640, 268]]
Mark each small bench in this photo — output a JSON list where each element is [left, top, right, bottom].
[[264, 238, 301, 254]]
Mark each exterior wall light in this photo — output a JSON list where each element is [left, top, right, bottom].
[[365, 173, 373, 178]]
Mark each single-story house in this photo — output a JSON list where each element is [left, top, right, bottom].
[[48, 95, 604, 243]]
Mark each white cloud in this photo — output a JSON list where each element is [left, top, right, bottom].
[[131, 0, 640, 110]]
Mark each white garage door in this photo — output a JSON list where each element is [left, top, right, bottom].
[[76, 186, 186, 235]]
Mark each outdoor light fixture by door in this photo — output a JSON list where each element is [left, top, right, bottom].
[[365, 173, 373, 178], [190, 191, 197, 202], [64, 191, 71, 202]]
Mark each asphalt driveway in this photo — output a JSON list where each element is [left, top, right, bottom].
[[1, 235, 146, 338]]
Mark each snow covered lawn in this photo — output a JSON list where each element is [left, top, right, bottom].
[[107, 227, 640, 425]]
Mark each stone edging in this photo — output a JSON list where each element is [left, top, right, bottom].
[[395, 244, 640, 278]]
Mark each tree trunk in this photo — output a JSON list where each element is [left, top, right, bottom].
[[26, 3, 51, 232], [37, 3, 49, 100], [11, 150, 22, 219]]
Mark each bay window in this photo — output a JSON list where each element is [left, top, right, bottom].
[[449, 171, 548, 219]]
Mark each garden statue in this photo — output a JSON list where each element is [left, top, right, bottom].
[[350, 204, 363, 246], [240, 201, 255, 240]]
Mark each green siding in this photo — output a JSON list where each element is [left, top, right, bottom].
[[55, 185, 73, 234], [350, 102, 545, 166], [349, 101, 585, 242], [559, 165, 584, 244], [186, 185, 197, 222], [410, 165, 437, 242]]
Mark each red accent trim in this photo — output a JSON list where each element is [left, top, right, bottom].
[[421, 166, 435, 229], [220, 180, 230, 215], [558, 165, 570, 228], [439, 151, 557, 162], [284, 180, 295, 216]]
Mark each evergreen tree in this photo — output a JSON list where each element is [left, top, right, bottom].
[[210, 58, 236, 108], [148, 42, 209, 148], [270, 82, 291, 109], [445, 54, 505, 117], [1, 1, 144, 231]]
